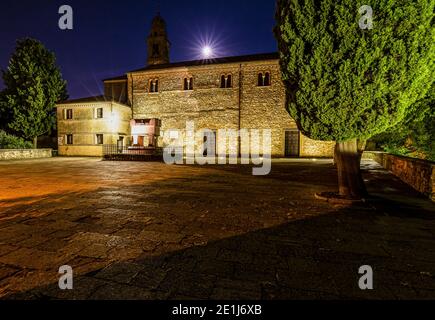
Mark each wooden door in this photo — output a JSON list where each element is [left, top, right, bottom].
[[285, 130, 300, 157]]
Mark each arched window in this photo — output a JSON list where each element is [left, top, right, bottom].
[[149, 79, 159, 93], [152, 44, 160, 57], [258, 73, 264, 86], [227, 75, 232, 88], [220, 75, 226, 88], [264, 72, 271, 86], [258, 72, 271, 86], [184, 77, 193, 90], [221, 74, 233, 88]]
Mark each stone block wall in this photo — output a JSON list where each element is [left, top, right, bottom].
[[239, 61, 296, 157], [0, 149, 52, 161], [364, 151, 435, 202], [300, 136, 335, 158], [130, 59, 334, 158]]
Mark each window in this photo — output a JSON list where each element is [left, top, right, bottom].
[[152, 44, 160, 57], [149, 79, 159, 93], [183, 77, 193, 90], [220, 75, 226, 88], [220, 75, 232, 88], [96, 108, 103, 119], [227, 75, 232, 88], [66, 109, 73, 120], [258, 73, 263, 86], [258, 72, 271, 87], [66, 134, 73, 145], [264, 72, 271, 86], [96, 134, 104, 145]]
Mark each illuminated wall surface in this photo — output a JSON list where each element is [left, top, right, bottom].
[[57, 100, 131, 156], [55, 14, 335, 158], [58, 57, 335, 158]]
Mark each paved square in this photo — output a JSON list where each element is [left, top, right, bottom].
[[0, 158, 434, 299]]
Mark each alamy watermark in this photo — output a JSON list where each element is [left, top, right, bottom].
[[359, 5, 373, 30], [58, 265, 73, 290], [58, 5, 372, 31], [358, 265, 374, 290], [58, 5, 73, 30], [163, 121, 272, 176]]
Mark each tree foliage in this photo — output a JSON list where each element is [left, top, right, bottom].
[[372, 85, 435, 161], [275, 0, 434, 142], [0, 38, 68, 145], [0, 130, 33, 149]]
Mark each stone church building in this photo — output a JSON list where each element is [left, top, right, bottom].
[[57, 14, 334, 158]]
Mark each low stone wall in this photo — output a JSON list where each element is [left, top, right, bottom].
[[364, 151, 435, 202], [58, 146, 103, 157], [0, 149, 52, 161]]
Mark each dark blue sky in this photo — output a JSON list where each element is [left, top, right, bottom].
[[0, 0, 277, 99]]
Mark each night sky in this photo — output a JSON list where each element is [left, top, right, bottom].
[[0, 0, 277, 99]]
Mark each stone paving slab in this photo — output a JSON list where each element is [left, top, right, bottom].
[[0, 157, 434, 300]]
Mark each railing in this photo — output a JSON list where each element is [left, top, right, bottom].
[[103, 144, 163, 161]]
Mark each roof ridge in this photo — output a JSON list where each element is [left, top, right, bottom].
[[58, 95, 110, 104], [101, 52, 279, 82], [130, 52, 279, 73]]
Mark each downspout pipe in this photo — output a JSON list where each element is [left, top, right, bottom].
[[238, 63, 242, 158], [129, 73, 135, 146]]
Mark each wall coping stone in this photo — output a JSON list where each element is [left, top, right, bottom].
[[0, 148, 52, 152]]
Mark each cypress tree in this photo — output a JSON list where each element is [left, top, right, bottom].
[[275, 0, 434, 199]]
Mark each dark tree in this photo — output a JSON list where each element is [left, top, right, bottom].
[[0, 38, 68, 148], [275, 0, 434, 199]]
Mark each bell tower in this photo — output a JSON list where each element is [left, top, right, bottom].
[[147, 14, 170, 66]]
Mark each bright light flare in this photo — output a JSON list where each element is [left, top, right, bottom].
[[187, 23, 233, 60], [202, 46, 213, 59]]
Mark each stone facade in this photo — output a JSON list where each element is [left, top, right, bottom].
[[127, 57, 335, 158], [300, 136, 336, 158], [58, 14, 335, 158], [0, 149, 52, 161], [57, 99, 131, 157]]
